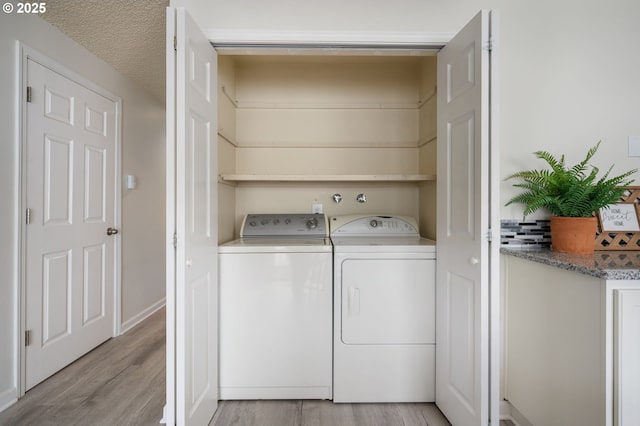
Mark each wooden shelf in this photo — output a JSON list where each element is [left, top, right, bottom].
[[235, 101, 420, 110], [219, 174, 436, 183]]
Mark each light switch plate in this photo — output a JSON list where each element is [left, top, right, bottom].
[[628, 136, 640, 157], [126, 174, 136, 189]]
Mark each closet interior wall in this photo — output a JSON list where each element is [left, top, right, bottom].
[[418, 56, 437, 240], [217, 54, 438, 241], [218, 55, 237, 243]]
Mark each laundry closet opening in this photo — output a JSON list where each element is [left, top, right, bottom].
[[214, 51, 439, 241]]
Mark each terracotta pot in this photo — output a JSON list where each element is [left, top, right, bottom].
[[550, 216, 598, 254]]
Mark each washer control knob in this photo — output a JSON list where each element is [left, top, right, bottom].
[[307, 217, 318, 229], [285, 218, 291, 224], [273, 219, 280, 225], [249, 221, 256, 227], [261, 219, 269, 225], [370, 220, 378, 228]]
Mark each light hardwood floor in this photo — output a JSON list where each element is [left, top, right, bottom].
[[210, 400, 451, 426], [0, 308, 166, 426], [0, 308, 514, 426], [210, 401, 516, 426]]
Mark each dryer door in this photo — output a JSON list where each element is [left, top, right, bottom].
[[341, 257, 435, 345]]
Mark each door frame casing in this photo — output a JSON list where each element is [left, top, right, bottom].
[[16, 42, 123, 397], [165, 8, 176, 424], [488, 10, 501, 425]]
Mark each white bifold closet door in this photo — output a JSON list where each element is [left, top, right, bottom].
[[436, 9, 499, 426], [166, 6, 219, 426]]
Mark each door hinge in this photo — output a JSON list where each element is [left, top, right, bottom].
[[25, 330, 32, 347], [486, 229, 493, 242], [485, 38, 494, 52], [25, 208, 31, 225], [173, 35, 177, 51], [173, 233, 177, 249], [26, 86, 32, 103]]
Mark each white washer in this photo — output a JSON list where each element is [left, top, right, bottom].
[[330, 214, 437, 403], [218, 214, 332, 400]]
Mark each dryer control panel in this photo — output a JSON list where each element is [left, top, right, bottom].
[[330, 215, 419, 236]]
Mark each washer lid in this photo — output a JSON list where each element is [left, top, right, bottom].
[[330, 214, 420, 237]]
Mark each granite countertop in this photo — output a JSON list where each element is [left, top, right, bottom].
[[501, 247, 640, 280]]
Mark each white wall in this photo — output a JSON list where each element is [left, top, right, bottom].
[[0, 13, 165, 409], [120, 99, 166, 329], [171, 0, 473, 34], [172, 0, 640, 220]]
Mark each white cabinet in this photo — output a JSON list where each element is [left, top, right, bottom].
[[615, 289, 640, 425], [504, 255, 640, 426]]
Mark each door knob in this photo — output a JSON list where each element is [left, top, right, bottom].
[[106, 227, 119, 236]]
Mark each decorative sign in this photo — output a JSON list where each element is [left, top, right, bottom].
[[598, 203, 640, 232]]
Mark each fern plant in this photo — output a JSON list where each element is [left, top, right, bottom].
[[506, 141, 637, 218]]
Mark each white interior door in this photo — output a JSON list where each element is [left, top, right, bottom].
[[436, 10, 494, 426], [24, 58, 117, 390], [166, 7, 219, 426]]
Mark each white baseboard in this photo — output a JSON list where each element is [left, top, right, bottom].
[[500, 400, 532, 426], [0, 387, 18, 413], [160, 403, 167, 424], [500, 400, 512, 419], [120, 298, 166, 334], [510, 404, 533, 426]]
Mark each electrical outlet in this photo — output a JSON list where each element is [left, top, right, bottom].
[[312, 203, 323, 214]]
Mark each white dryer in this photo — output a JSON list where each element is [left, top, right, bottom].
[[330, 214, 436, 403], [218, 214, 332, 400]]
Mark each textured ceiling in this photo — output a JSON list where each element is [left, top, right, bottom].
[[41, 0, 168, 102]]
